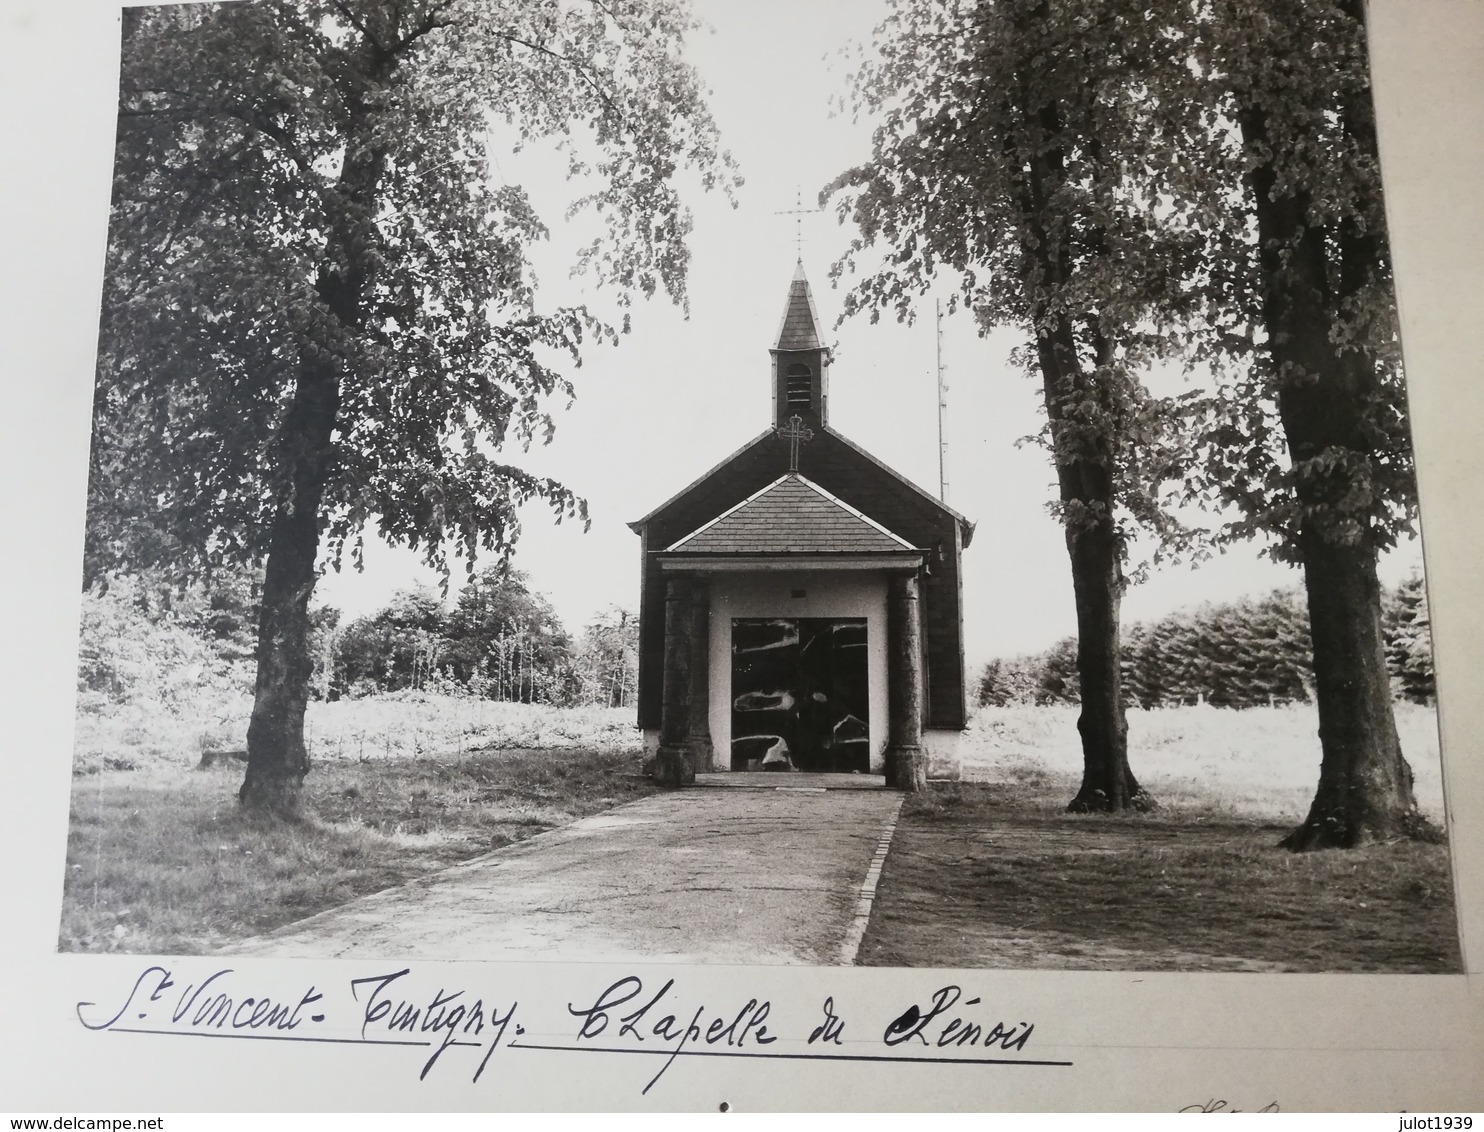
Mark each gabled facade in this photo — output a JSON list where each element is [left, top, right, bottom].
[[628, 264, 974, 788]]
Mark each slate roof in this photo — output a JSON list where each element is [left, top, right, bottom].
[[629, 423, 975, 547], [665, 473, 917, 556], [773, 261, 824, 351]]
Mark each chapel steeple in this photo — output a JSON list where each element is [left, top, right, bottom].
[[770, 262, 829, 427]]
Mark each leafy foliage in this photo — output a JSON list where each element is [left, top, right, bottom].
[[87, 0, 736, 587], [329, 576, 563, 703], [827, 0, 1414, 572], [1172, 0, 1416, 561], [827, 0, 1205, 562], [570, 606, 640, 709], [333, 587, 451, 697], [78, 566, 642, 713], [828, 0, 1241, 809], [442, 568, 574, 700], [979, 579, 1435, 710], [322, 574, 636, 708], [85, 0, 735, 808], [76, 572, 257, 713]]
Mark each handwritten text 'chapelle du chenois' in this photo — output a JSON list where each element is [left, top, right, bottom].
[[76, 965, 1060, 1095]]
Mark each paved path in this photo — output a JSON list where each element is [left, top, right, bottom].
[[232, 786, 903, 965]]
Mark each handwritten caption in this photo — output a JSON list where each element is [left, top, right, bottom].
[[76, 966, 1064, 1095]]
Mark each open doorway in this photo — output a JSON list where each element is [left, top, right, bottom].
[[730, 617, 869, 772]]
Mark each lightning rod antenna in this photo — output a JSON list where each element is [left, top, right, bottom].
[[936, 299, 949, 504]]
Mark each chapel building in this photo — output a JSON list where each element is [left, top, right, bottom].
[[629, 263, 975, 789]]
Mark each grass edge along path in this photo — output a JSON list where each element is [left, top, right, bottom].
[[60, 746, 656, 955], [858, 779, 1461, 973]]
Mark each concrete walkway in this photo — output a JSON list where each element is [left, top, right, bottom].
[[231, 785, 903, 965]]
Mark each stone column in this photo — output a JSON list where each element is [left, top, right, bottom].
[[656, 576, 697, 787], [885, 571, 926, 791], [686, 582, 714, 772]]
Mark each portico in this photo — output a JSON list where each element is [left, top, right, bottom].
[[630, 263, 973, 791]]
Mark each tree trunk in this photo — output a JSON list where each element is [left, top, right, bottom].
[[1039, 342, 1146, 813], [1283, 528, 1417, 849], [239, 353, 339, 812], [1012, 89, 1146, 813], [239, 128, 384, 814], [1063, 501, 1142, 812], [1240, 101, 1421, 849]]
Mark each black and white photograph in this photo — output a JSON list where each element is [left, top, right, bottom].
[[48, 0, 1467, 979], [0, 0, 1466, 1038], [10, 0, 1484, 1114]]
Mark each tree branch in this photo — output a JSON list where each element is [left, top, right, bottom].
[[493, 31, 625, 124], [329, 0, 385, 53]]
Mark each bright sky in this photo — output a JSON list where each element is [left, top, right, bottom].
[[314, 0, 1426, 668]]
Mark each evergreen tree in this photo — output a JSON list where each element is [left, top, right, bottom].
[[1036, 638, 1081, 706], [981, 584, 1430, 713], [1384, 574, 1435, 704]]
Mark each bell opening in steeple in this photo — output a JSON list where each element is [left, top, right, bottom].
[[784, 362, 812, 412]]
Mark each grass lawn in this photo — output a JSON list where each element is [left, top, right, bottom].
[[60, 745, 655, 954], [958, 702, 1447, 823], [73, 693, 641, 775], [859, 773, 1462, 973], [62, 692, 1461, 970]]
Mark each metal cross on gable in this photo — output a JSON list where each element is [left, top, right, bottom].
[[773, 188, 823, 262], [778, 413, 814, 472]]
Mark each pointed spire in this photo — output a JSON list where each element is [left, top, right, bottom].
[[773, 262, 823, 352]]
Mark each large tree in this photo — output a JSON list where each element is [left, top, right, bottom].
[[1183, 0, 1424, 848], [442, 567, 572, 701], [333, 587, 449, 696], [828, 0, 1200, 811], [89, 0, 734, 812]]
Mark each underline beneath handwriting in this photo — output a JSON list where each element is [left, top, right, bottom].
[[508, 1040, 1074, 1068]]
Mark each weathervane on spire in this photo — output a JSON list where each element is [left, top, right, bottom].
[[773, 188, 823, 263], [778, 413, 814, 472]]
